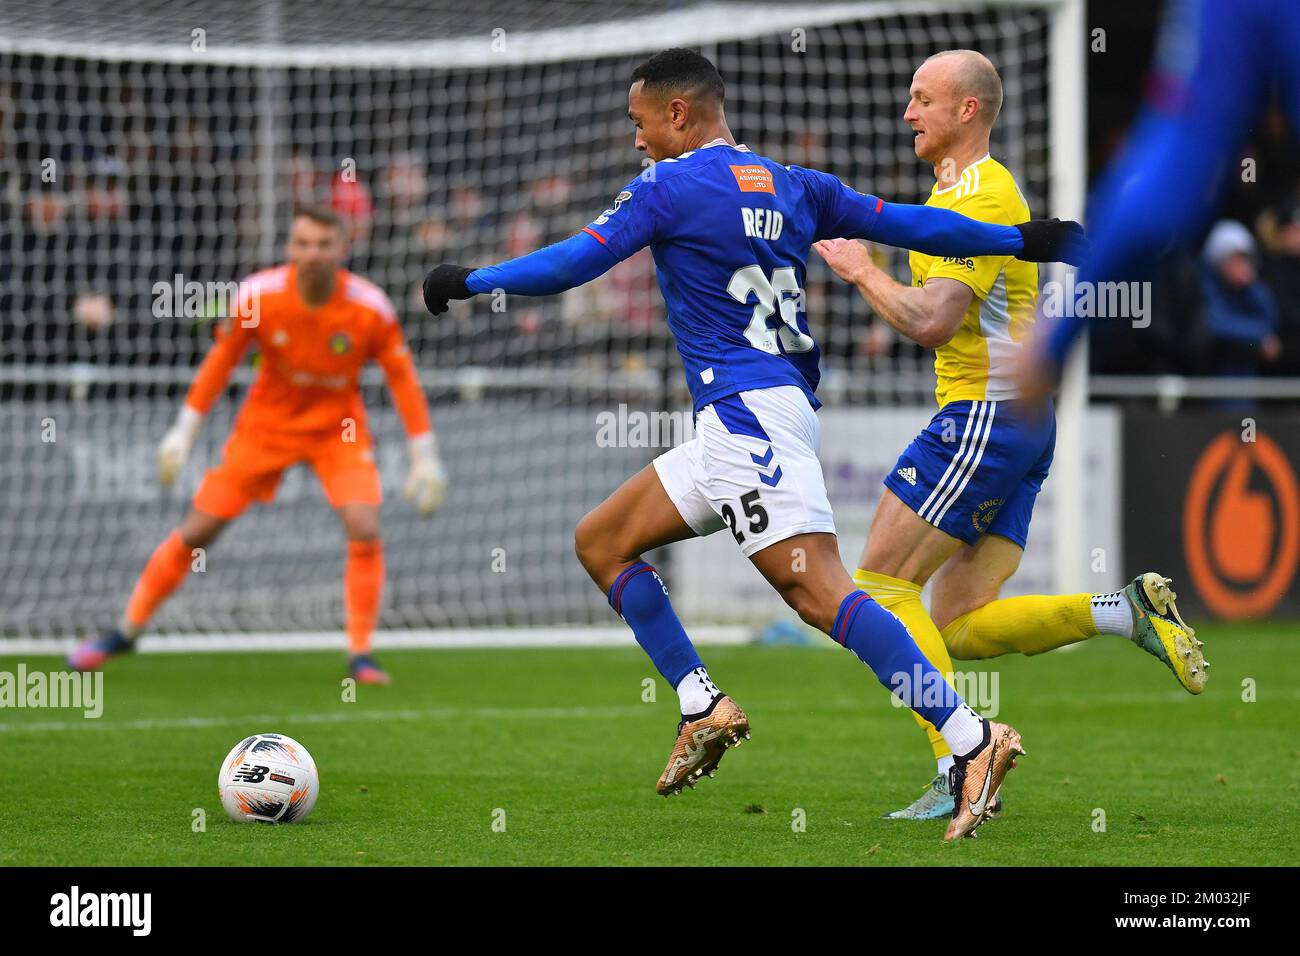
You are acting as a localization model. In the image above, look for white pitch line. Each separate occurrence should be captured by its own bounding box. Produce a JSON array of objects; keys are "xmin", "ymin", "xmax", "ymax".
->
[
  {"xmin": 1, "ymin": 626, "xmax": 754, "ymax": 657},
  {"xmin": 4, "ymin": 686, "xmax": 1278, "ymax": 736},
  {"xmin": 0, "ymin": 704, "xmax": 649, "ymax": 735}
]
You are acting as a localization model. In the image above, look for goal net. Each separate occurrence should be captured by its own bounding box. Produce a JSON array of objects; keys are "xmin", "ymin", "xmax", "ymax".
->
[{"xmin": 0, "ymin": 0, "xmax": 1085, "ymax": 642}]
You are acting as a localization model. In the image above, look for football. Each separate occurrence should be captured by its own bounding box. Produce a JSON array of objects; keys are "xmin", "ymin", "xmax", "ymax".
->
[{"xmin": 217, "ymin": 733, "xmax": 319, "ymax": 824}]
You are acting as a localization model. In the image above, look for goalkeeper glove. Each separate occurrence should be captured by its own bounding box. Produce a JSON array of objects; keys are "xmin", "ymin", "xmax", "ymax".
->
[
  {"xmin": 422, "ymin": 264, "xmax": 475, "ymax": 316},
  {"xmin": 403, "ymin": 432, "xmax": 447, "ymax": 515},
  {"xmin": 1014, "ymin": 218, "xmax": 1089, "ymax": 266},
  {"xmin": 158, "ymin": 405, "xmax": 202, "ymax": 487}
]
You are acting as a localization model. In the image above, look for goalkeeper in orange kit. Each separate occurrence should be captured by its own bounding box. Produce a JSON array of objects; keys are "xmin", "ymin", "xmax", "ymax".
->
[{"xmin": 68, "ymin": 205, "xmax": 444, "ymax": 684}]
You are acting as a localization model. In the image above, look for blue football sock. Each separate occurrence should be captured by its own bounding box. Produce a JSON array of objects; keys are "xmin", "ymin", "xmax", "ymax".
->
[
  {"xmin": 831, "ymin": 590, "xmax": 963, "ymax": 730},
  {"xmin": 608, "ymin": 562, "xmax": 703, "ymax": 688}
]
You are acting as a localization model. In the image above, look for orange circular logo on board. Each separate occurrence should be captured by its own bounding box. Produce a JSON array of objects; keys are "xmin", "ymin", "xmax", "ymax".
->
[{"xmin": 1183, "ymin": 430, "xmax": 1300, "ymax": 618}]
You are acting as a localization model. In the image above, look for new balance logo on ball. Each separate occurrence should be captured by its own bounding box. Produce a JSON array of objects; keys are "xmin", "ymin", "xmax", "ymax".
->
[{"xmin": 897, "ymin": 467, "xmax": 917, "ymax": 486}]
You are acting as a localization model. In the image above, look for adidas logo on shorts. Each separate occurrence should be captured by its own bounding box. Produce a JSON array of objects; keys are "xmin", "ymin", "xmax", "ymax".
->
[{"xmin": 896, "ymin": 466, "xmax": 917, "ymax": 486}]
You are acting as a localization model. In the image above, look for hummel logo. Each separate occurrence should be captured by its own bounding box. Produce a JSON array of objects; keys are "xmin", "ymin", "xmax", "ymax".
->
[
  {"xmin": 752, "ymin": 445, "xmax": 782, "ymax": 487},
  {"xmin": 897, "ymin": 467, "xmax": 917, "ymax": 486}
]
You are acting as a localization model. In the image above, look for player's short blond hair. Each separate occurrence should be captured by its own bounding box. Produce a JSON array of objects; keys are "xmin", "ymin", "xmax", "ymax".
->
[{"xmin": 925, "ymin": 49, "xmax": 1003, "ymax": 127}]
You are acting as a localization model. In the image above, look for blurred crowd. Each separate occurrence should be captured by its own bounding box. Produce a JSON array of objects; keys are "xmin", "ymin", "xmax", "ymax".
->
[
  {"xmin": 1, "ymin": 62, "xmax": 1295, "ymax": 396},
  {"xmin": 1088, "ymin": 197, "xmax": 1300, "ymax": 380},
  {"xmin": 0, "ymin": 62, "xmax": 897, "ymax": 394},
  {"xmin": 1085, "ymin": 104, "xmax": 1299, "ymax": 381},
  {"xmin": 1, "ymin": 140, "xmax": 679, "ymax": 378}
]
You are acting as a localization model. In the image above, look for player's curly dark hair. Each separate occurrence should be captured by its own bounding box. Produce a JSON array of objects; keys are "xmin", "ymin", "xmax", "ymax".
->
[{"xmin": 631, "ymin": 48, "xmax": 725, "ymax": 105}]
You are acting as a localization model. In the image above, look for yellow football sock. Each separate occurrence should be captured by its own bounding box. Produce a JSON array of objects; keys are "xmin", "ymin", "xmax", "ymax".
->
[
  {"xmin": 941, "ymin": 593, "xmax": 1095, "ymax": 660},
  {"xmin": 854, "ymin": 568, "xmax": 953, "ymax": 761}
]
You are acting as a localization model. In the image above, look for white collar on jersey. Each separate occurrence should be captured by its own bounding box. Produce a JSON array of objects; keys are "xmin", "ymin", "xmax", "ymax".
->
[
  {"xmin": 699, "ymin": 138, "xmax": 748, "ymax": 150},
  {"xmin": 931, "ymin": 153, "xmax": 993, "ymax": 196},
  {"xmin": 660, "ymin": 138, "xmax": 748, "ymax": 163}
]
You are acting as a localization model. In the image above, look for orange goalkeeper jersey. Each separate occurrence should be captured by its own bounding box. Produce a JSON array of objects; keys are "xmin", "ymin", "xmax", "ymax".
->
[{"xmin": 184, "ymin": 265, "xmax": 430, "ymax": 439}]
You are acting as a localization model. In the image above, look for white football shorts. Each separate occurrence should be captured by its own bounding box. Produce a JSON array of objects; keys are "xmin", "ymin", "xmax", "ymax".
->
[{"xmin": 653, "ymin": 384, "xmax": 836, "ymax": 558}]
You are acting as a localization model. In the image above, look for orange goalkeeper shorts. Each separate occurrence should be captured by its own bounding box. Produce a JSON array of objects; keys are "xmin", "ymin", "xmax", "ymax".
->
[{"xmin": 193, "ymin": 425, "xmax": 383, "ymax": 519}]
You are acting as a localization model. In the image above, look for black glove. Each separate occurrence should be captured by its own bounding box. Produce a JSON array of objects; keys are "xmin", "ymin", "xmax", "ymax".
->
[
  {"xmin": 422, "ymin": 264, "xmax": 476, "ymax": 315},
  {"xmin": 1014, "ymin": 218, "xmax": 1089, "ymax": 266}
]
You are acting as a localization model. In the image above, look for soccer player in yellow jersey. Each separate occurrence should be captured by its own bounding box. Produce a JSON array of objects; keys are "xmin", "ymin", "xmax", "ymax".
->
[{"xmin": 815, "ymin": 50, "xmax": 1205, "ymax": 821}]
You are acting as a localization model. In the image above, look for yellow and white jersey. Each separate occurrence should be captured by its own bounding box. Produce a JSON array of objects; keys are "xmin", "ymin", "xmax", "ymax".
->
[{"xmin": 908, "ymin": 155, "xmax": 1038, "ymax": 407}]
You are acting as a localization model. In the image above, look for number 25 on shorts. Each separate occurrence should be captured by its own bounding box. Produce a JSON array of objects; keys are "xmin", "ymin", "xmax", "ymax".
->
[{"xmin": 721, "ymin": 490, "xmax": 769, "ymax": 545}]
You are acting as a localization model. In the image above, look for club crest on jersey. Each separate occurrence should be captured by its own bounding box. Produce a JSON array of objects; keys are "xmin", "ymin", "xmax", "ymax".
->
[
  {"xmin": 592, "ymin": 190, "xmax": 633, "ymax": 226},
  {"xmin": 329, "ymin": 331, "xmax": 352, "ymax": 355}
]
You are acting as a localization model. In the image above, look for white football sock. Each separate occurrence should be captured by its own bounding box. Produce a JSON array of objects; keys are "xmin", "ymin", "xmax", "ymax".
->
[
  {"xmin": 938, "ymin": 702, "xmax": 985, "ymax": 758},
  {"xmin": 676, "ymin": 666, "xmax": 719, "ymax": 716},
  {"xmin": 936, "ymin": 754, "xmax": 955, "ymax": 779},
  {"xmin": 1090, "ymin": 591, "xmax": 1133, "ymax": 637}
]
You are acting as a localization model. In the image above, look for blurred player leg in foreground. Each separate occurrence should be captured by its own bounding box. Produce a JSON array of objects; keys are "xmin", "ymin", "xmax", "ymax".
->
[{"xmin": 1033, "ymin": 0, "xmax": 1300, "ymax": 386}]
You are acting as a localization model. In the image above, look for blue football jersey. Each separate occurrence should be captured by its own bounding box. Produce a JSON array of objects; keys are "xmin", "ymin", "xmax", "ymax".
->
[
  {"xmin": 582, "ymin": 140, "xmax": 887, "ymax": 413},
  {"xmin": 466, "ymin": 139, "xmax": 1024, "ymax": 409}
]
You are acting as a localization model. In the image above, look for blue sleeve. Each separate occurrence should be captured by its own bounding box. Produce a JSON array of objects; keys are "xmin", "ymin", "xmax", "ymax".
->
[
  {"xmin": 584, "ymin": 174, "xmax": 664, "ymax": 260},
  {"xmin": 466, "ymin": 231, "xmax": 618, "ymax": 296},
  {"xmin": 797, "ymin": 166, "xmax": 1023, "ymax": 257},
  {"xmin": 868, "ymin": 202, "xmax": 1023, "ymax": 258},
  {"xmin": 466, "ymin": 175, "xmax": 663, "ymax": 296}
]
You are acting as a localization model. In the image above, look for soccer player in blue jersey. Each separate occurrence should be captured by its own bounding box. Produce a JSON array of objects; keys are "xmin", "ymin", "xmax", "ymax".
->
[
  {"xmin": 423, "ymin": 49, "xmax": 1084, "ymax": 839},
  {"xmin": 1029, "ymin": 0, "xmax": 1300, "ymax": 386}
]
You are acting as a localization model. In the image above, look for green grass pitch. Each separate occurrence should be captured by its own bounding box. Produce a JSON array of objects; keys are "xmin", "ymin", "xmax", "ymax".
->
[{"xmin": 1, "ymin": 621, "xmax": 1295, "ymax": 866}]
